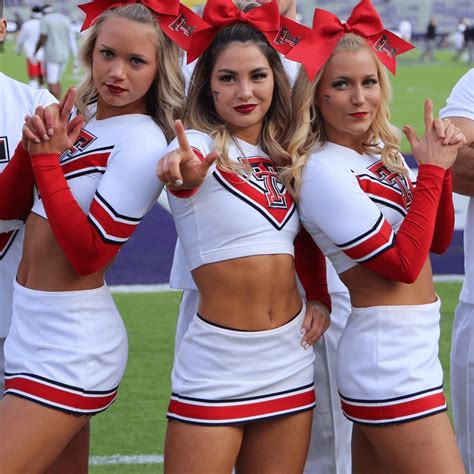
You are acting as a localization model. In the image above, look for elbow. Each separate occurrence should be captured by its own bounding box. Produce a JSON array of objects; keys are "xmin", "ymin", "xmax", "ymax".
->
[
  {"xmin": 70, "ymin": 256, "xmax": 108, "ymax": 276},
  {"xmin": 384, "ymin": 268, "xmax": 419, "ymax": 284},
  {"xmin": 430, "ymin": 243, "xmax": 451, "ymax": 255},
  {"xmin": 399, "ymin": 273, "xmax": 418, "ymax": 284}
]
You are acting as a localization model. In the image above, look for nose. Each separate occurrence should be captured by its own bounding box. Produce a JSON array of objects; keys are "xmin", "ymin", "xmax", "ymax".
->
[
  {"xmin": 109, "ymin": 60, "xmax": 126, "ymax": 80},
  {"xmin": 351, "ymin": 85, "xmax": 366, "ymax": 106},
  {"xmin": 237, "ymin": 80, "xmax": 252, "ymax": 101}
]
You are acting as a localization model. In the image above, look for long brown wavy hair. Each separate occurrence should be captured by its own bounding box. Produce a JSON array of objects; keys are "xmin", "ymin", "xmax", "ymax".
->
[{"xmin": 183, "ymin": 9, "xmax": 292, "ymax": 175}]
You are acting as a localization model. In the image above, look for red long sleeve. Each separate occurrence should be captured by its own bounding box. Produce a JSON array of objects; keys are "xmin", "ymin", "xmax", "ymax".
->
[
  {"xmin": 430, "ymin": 168, "xmax": 454, "ymax": 254},
  {"xmin": 294, "ymin": 227, "xmax": 331, "ymax": 311},
  {"xmin": 361, "ymin": 164, "xmax": 446, "ymax": 283},
  {"xmin": 31, "ymin": 153, "xmax": 121, "ymax": 276},
  {"xmin": 0, "ymin": 142, "xmax": 35, "ymax": 220}
]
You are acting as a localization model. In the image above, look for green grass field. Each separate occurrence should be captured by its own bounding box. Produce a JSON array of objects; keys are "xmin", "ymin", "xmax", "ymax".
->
[{"xmin": 1, "ymin": 36, "xmax": 471, "ymax": 471}]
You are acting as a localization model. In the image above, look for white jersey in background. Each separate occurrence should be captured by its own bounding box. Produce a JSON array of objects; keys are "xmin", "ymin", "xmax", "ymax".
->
[
  {"xmin": 40, "ymin": 11, "xmax": 78, "ymax": 64},
  {"xmin": 16, "ymin": 17, "xmax": 43, "ymax": 61},
  {"xmin": 0, "ymin": 73, "xmax": 56, "ymax": 394},
  {"xmin": 440, "ymin": 68, "xmax": 474, "ymax": 474},
  {"xmin": 440, "ymin": 69, "xmax": 474, "ymax": 304}
]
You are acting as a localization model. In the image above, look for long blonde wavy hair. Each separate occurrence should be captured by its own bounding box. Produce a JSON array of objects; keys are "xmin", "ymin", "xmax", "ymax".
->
[
  {"xmin": 281, "ymin": 33, "xmax": 407, "ymax": 199},
  {"xmin": 183, "ymin": 16, "xmax": 291, "ymax": 175},
  {"xmin": 75, "ymin": 3, "xmax": 184, "ymax": 143}
]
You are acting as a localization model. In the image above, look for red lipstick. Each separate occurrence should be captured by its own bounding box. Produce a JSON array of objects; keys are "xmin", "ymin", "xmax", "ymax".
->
[
  {"xmin": 234, "ymin": 104, "xmax": 257, "ymax": 114},
  {"xmin": 350, "ymin": 112, "xmax": 368, "ymax": 118},
  {"xmin": 106, "ymin": 84, "xmax": 127, "ymax": 94}
]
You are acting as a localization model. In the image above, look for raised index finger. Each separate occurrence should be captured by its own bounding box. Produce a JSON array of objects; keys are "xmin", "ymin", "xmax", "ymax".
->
[
  {"xmin": 174, "ymin": 120, "xmax": 192, "ymax": 154},
  {"xmin": 59, "ymin": 87, "xmax": 77, "ymax": 123},
  {"xmin": 423, "ymin": 99, "xmax": 434, "ymax": 133}
]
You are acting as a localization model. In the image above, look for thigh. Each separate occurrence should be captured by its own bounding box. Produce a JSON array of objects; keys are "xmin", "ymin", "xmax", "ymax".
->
[
  {"xmin": 164, "ymin": 420, "xmax": 244, "ymax": 474},
  {"xmin": 351, "ymin": 424, "xmax": 384, "ymax": 474},
  {"xmin": 47, "ymin": 422, "xmax": 90, "ymax": 474},
  {"xmin": 0, "ymin": 395, "xmax": 90, "ymax": 473},
  {"xmin": 236, "ymin": 410, "xmax": 313, "ymax": 474},
  {"xmin": 357, "ymin": 413, "xmax": 464, "ymax": 474}
]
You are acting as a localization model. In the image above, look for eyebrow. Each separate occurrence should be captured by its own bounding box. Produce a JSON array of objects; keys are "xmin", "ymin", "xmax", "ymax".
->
[
  {"xmin": 98, "ymin": 43, "xmax": 148, "ymax": 58},
  {"xmin": 216, "ymin": 67, "xmax": 270, "ymax": 74},
  {"xmin": 333, "ymin": 73, "xmax": 377, "ymax": 80}
]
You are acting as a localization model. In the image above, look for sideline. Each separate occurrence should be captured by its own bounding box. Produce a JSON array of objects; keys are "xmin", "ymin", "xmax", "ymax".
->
[{"xmin": 90, "ymin": 454, "xmax": 163, "ymax": 465}]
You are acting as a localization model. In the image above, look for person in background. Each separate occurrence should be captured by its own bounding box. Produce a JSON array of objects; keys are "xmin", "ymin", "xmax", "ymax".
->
[
  {"xmin": 452, "ymin": 18, "xmax": 467, "ymax": 62},
  {"xmin": 440, "ymin": 68, "xmax": 474, "ymax": 473},
  {"xmin": 0, "ymin": 0, "xmax": 56, "ymax": 401},
  {"xmin": 34, "ymin": 4, "xmax": 78, "ymax": 98},
  {"xmin": 398, "ymin": 18, "xmax": 412, "ymax": 42},
  {"xmin": 16, "ymin": 5, "xmax": 44, "ymax": 89},
  {"xmin": 420, "ymin": 17, "xmax": 437, "ymax": 62}
]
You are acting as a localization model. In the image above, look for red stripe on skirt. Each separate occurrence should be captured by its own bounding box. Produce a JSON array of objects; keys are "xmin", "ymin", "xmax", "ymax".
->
[
  {"xmin": 5, "ymin": 376, "xmax": 117, "ymax": 411},
  {"xmin": 168, "ymin": 389, "xmax": 316, "ymax": 421},
  {"xmin": 341, "ymin": 391, "xmax": 446, "ymax": 421}
]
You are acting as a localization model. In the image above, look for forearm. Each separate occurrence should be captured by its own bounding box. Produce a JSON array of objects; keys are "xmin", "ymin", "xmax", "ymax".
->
[
  {"xmin": 452, "ymin": 145, "xmax": 474, "ymax": 196},
  {"xmin": 362, "ymin": 165, "xmax": 445, "ymax": 283},
  {"xmin": 449, "ymin": 116, "xmax": 474, "ymax": 196},
  {"xmin": 294, "ymin": 227, "xmax": 331, "ymax": 312},
  {"xmin": 431, "ymin": 169, "xmax": 454, "ymax": 254},
  {"xmin": 31, "ymin": 153, "xmax": 119, "ymax": 275},
  {"xmin": 0, "ymin": 142, "xmax": 35, "ymax": 220},
  {"xmin": 35, "ymin": 35, "xmax": 46, "ymax": 55}
]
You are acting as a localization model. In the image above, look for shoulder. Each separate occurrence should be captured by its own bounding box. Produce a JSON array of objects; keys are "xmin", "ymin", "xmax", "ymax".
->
[
  {"xmin": 440, "ymin": 69, "xmax": 474, "ymax": 120},
  {"xmin": 0, "ymin": 73, "xmax": 56, "ymax": 111},
  {"xmin": 301, "ymin": 144, "xmax": 364, "ymax": 200},
  {"xmin": 116, "ymin": 116, "xmax": 168, "ymax": 154},
  {"xmin": 168, "ymin": 129, "xmax": 213, "ymax": 155}
]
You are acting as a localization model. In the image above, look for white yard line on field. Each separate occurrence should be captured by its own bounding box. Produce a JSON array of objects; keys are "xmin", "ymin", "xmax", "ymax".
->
[{"xmin": 89, "ymin": 454, "xmax": 164, "ymax": 465}]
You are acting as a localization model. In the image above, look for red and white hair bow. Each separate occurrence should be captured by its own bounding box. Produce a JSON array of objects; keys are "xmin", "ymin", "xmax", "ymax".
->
[
  {"xmin": 79, "ymin": 0, "xmax": 209, "ymax": 51},
  {"xmin": 186, "ymin": 0, "xmax": 311, "ymax": 63},
  {"xmin": 286, "ymin": 0, "xmax": 414, "ymax": 80}
]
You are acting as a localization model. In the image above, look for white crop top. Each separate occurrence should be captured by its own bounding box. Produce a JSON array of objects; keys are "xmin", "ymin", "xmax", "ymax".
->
[
  {"xmin": 31, "ymin": 113, "xmax": 166, "ymax": 243},
  {"xmin": 299, "ymin": 142, "xmax": 415, "ymax": 275},
  {"xmin": 167, "ymin": 130, "xmax": 299, "ymax": 271}
]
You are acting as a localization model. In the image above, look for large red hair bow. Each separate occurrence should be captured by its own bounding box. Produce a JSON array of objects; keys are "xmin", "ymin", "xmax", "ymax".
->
[
  {"xmin": 186, "ymin": 0, "xmax": 311, "ymax": 63},
  {"xmin": 78, "ymin": 0, "xmax": 209, "ymax": 51},
  {"xmin": 286, "ymin": 0, "xmax": 414, "ymax": 80}
]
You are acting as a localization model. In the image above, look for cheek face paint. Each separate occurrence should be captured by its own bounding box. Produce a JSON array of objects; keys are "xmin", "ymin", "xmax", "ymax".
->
[
  {"xmin": 324, "ymin": 95, "xmax": 331, "ymax": 105},
  {"xmin": 213, "ymin": 90, "xmax": 219, "ymax": 101}
]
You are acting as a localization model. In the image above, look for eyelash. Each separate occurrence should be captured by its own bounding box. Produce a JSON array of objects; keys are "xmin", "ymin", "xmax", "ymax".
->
[
  {"xmin": 218, "ymin": 74, "xmax": 234, "ymax": 82},
  {"xmin": 331, "ymin": 78, "xmax": 378, "ymax": 89},
  {"xmin": 99, "ymin": 50, "xmax": 145, "ymax": 66},
  {"xmin": 100, "ymin": 49, "xmax": 113, "ymax": 58},
  {"xmin": 218, "ymin": 73, "xmax": 267, "ymax": 82}
]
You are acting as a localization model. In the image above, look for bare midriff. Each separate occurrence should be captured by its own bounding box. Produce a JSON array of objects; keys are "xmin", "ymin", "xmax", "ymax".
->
[
  {"xmin": 340, "ymin": 259, "xmax": 437, "ymax": 308},
  {"xmin": 17, "ymin": 213, "xmax": 108, "ymax": 291},
  {"xmin": 192, "ymin": 254, "xmax": 302, "ymax": 331}
]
